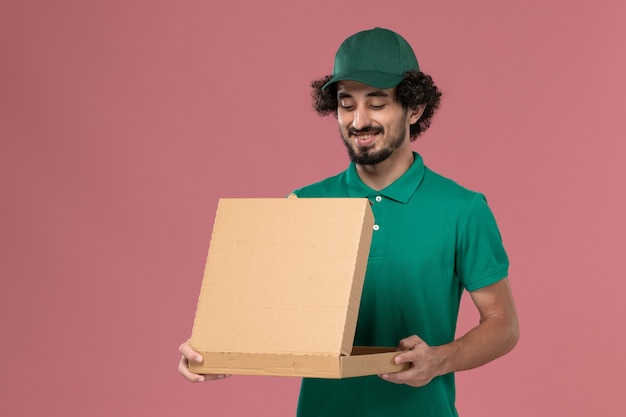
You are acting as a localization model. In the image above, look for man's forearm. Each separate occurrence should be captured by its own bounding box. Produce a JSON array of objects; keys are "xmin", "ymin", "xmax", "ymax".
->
[{"xmin": 434, "ymin": 311, "xmax": 520, "ymax": 376}]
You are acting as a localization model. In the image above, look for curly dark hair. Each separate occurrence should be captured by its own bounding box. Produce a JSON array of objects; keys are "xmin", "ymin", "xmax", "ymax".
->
[{"xmin": 310, "ymin": 70, "xmax": 442, "ymax": 140}]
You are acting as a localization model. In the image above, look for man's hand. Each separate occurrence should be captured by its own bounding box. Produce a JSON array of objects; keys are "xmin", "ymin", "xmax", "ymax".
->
[
  {"xmin": 379, "ymin": 335, "xmax": 443, "ymax": 387},
  {"xmin": 178, "ymin": 339, "xmax": 231, "ymax": 383},
  {"xmin": 379, "ymin": 279, "xmax": 519, "ymax": 387}
]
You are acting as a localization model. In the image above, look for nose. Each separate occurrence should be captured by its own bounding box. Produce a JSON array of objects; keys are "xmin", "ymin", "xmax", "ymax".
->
[{"xmin": 352, "ymin": 107, "xmax": 371, "ymax": 130}]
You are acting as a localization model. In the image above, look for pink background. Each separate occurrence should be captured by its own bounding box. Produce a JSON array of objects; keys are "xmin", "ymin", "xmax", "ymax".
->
[{"xmin": 1, "ymin": 1, "xmax": 625, "ymax": 416}]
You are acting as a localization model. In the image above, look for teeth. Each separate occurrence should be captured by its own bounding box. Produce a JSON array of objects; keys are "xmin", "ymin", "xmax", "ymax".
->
[{"xmin": 356, "ymin": 133, "xmax": 375, "ymax": 140}]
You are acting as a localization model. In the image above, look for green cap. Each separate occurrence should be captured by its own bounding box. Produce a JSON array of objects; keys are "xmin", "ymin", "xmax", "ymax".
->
[{"xmin": 322, "ymin": 27, "xmax": 420, "ymax": 90}]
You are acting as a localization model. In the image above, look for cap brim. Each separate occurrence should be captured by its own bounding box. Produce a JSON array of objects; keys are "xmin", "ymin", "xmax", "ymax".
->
[{"xmin": 322, "ymin": 70, "xmax": 404, "ymax": 90}]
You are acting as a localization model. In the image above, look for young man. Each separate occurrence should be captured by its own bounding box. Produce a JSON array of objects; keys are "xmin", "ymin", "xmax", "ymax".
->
[{"xmin": 179, "ymin": 27, "xmax": 519, "ymax": 416}]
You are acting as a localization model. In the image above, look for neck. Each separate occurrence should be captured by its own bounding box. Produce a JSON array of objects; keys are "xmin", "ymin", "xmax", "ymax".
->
[{"xmin": 355, "ymin": 144, "xmax": 414, "ymax": 191}]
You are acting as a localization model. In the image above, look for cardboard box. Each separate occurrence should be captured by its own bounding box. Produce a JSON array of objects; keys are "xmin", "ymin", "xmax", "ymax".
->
[{"xmin": 189, "ymin": 197, "xmax": 409, "ymax": 378}]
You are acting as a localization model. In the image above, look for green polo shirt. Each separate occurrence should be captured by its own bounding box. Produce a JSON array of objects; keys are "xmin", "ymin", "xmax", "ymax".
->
[{"xmin": 292, "ymin": 153, "xmax": 509, "ymax": 417}]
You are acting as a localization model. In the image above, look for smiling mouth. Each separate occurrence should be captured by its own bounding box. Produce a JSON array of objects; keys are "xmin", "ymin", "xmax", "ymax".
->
[
  {"xmin": 355, "ymin": 132, "xmax": 377, "ymax": 140},
  {"xmin": 350, "ymin": 128, "xmax": 382, "ymax": 146}
]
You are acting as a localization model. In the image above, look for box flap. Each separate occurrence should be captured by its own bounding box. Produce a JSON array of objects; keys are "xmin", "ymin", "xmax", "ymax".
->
[{"xmin": 191, "ymin": 198, "xmax": 373, "ymax": 357}]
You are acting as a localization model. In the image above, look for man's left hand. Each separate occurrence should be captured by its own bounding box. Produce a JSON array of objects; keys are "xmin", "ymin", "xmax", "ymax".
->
[{"xmin": 379, "ymin": 335, "xmax": 443, "ymax": 387}]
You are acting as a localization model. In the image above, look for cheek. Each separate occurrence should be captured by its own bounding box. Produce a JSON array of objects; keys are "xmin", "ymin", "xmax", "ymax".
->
[
  {"xmin": 337, "ymin": 113, "xmax": 348, "ymax": 127},
  {"xmin": 337, "ymin": 110, "xmax": 354, "ymax": 128}
]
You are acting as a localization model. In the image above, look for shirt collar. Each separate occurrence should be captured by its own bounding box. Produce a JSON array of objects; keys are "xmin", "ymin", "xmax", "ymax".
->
[{"xmin": 346, "ymin": 152, "xmax": 425, "ymax": 203}]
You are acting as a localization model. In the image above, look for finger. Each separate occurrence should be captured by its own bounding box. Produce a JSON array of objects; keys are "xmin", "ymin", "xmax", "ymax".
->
[
  {"xmin": 178, "ymin": 355, "xmax": 232, "ymax": 383},
  {"xmin": 206, "ymin": 374, "xmax": 232, "ymax": 381},
  {"xmin": 378, "ymin": 351, "xmax": 416, "ymax": 383},
  {"xmin": 179, "ymin": 340, "xmax": 203, "ymax": 364},
  {"xmin": 393, "ymin": 350, "xmax": 417, "ymax": 365},
  {"xmin": 379, "ymin": 367, "xmax": 417, "ymax": 384},
  {"xmin": 398, "ymin": 335, "xmax": 423, "ymax": 350},
  {"xmin": 178, "ymin": 355, "xmax": 207, "ymax": 382}
]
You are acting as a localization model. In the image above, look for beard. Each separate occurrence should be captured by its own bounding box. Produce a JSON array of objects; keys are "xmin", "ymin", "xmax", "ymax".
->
[{"xmin": 340, "ymin": 122, "xmax": 407, "ymax": 166}]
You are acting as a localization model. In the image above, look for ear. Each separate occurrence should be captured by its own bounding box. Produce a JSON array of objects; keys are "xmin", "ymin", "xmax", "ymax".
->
[{"xmin": 408, "ymin": 104, "xmax": 426, "ymax": 125}]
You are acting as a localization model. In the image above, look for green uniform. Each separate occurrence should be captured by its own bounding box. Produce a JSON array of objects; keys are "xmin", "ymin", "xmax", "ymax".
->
[{"xmin": 292, "ymin": 153, "xmax": 509, "ymax": 417}]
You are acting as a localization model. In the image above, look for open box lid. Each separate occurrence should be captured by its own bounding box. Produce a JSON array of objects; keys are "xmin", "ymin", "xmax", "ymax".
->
[{"xmin": 190, "ymin": 197, "xmax": 374, "ymax": 358}]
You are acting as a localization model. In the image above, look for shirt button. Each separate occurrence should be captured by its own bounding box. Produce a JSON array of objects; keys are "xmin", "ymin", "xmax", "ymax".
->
[
  {"xmin": 373, "ymin": 224, "xmax": 380, "ymax": 231},
  {"xmin": 375, "ymin": 196, "xmax": 382, "ymax": 202}
]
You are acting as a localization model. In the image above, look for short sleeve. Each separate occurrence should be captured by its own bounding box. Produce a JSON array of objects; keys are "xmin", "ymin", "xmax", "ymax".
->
[{"xmin": 456, "ymin": 193, "xmax": 509, "ymax": 292}]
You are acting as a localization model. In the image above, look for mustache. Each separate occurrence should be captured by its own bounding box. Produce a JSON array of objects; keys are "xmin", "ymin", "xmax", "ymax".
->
[{"xmin": 348, "ymin": 126, "xmax": 383, "ymax": 135}]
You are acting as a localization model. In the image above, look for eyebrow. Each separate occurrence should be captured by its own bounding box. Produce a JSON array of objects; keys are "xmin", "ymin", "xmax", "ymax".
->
[{"xmin": 337, "ymin": 91, "xmax": 391, "ymax": 99}]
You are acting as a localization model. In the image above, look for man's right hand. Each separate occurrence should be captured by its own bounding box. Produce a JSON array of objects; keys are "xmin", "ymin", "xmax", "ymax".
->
[{"xmin": 178, "ymin": 339, "xmax": 231, "ymax": 383}]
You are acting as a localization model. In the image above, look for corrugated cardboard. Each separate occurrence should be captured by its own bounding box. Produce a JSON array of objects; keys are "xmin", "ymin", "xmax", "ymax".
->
[{"xmin": 189, "ymin": 198, "xmax": 409, "ymax": 378}]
